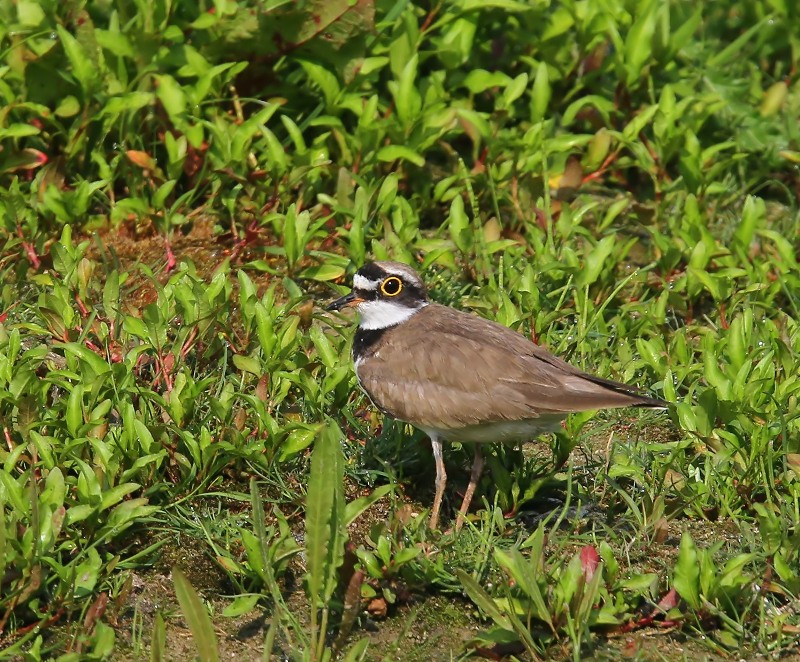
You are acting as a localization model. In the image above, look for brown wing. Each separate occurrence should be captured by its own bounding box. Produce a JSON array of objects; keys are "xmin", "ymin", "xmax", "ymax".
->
[{"xmin": 356, "ymin": 304, "xmax": 664, "ymax": 430}]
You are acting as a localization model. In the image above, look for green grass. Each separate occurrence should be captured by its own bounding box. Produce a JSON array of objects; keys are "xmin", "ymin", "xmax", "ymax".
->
[{"xmin": 2, "ymin": 0, "xmax": 800, "ymax": 659}]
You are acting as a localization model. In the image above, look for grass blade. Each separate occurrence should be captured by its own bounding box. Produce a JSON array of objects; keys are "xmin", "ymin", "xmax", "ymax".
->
[{"xmin": 149, "ymin": 612, "xmax": 165, "ymax": 662}]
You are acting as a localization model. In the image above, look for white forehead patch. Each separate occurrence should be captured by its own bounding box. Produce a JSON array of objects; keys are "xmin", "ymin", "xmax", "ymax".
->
[
  {"xmin": 357, "ymin": 299, "xmax": 427, "ymax": 330},
  {"xmin": 353, "ymin": 274, "xmax": 379, "ymax": 290}
]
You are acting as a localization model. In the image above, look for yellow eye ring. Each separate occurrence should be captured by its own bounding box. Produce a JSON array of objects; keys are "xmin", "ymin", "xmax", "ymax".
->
[{"xmin": 380, "ymin": 276, "xmax": 403, "ymax": 296}]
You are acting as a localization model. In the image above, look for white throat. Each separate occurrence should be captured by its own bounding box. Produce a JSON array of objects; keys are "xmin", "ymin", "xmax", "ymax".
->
[{"xmin": 357, "ymin": 300, "xmax": 427, "ymax": 330}]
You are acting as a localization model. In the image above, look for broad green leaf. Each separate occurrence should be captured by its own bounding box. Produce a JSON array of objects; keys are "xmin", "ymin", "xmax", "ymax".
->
[
  {"xmin": 0, "ymin": 124, "xmax": 41, "ymax": 140},
  {"xmin": 732, "ymin": 196, "xmax": 765, "ymax": 251},
  {"xmin": 102, "ymin": 270, "xmax": 121, "ymax": 320},
  {"xmin": 154, "ymin": 74, "xmax": 187, "ymax": 125},
  {"xmin": 343, "ymin": 484, "xmax": 393, "ymax": 527},
  {"xmin": 495, "ymin": 548, "xmax": 553, "ymax": 629},
  {"xmin": 56, "ymin": 342, "xmax": 111, "ymax": 378},
  {"xmin": 222, "ymin": 594, "xmax": 260, "ymax": 617},
  {"xmin": 463, "ymin": 69, "xmax": 511, "ymax": 94},
  {"xmin": 305, "ymin": 419, "xmax": 346, "ymax": 609},
  {"xmin": 57, "ymin": 25, "xmax": 97, "ymax": 93},
  {"xmin": 299, "ymin": 263, "xmax": 346, "ymax": 282},
  {"xmin": 99, "ymin": 92, "xmax": 154, "ymax": 118},
  {"xmin": 718, "ymin": 553, "xmax": 756, "ymax": 588},
  {"xmin": 66, "ymin": 385, "xmax": 84, "ymax": 437},
  {"xmin": 393, "ymin": 53, "xmax": 420, "ymax": 126},
  {"xmin": 376, "ymin": 145, "xmax": 425, "ymax": 166},
  {"xmin": 529, "ymin": 61, "xmax": 550, "ymax": 122},
  {"xmin": 502, "ymin": 72, "xmax": 527, "ymax": 106},
  {"xmin": 447, "ymin": 195, "xmax": 470, "ymax": 253},
  {"xmin": 172, "ymin": 568, "xmax": 220, "ymax": 662},
  {"xmin": 103, "ymin": 498, "xmax": 159, "ymax": 532},
  {"xmin": 309, "ymin": 325, "xmax": 338, "ymax": 369},
  {"xmin": 100, "ymin": 483, "xmax": 140, "ymax": 511},
  {"xmin": 233, "ymin": 354, "xmax": 262, "ymax": 376},
  {"xmin": 74, "ymin": 547, "xmax": 102, "ymax": 598},
  {"xmin": 576, "ymin": 235, "xmax": 616, "ymax": 288},
  {"xmin": 753, "ymin": 503, "xmax": 783, "ymax": 556},
  {"xmin": 672, "ymin": 531, "xmax": 700, "ymax": 609},
  {"xmin": 18, "ymin": 0, "xmax": 45, "ymax": 25},
  {"xmin": 91, "ymin": 622, "xmax": 116, "ymax": 658},
  {"xmin": 279, "ymin": 425, "xmax": 322, "ymax": 462},
  {"xmin": 624, "ymin": 0, "xmax": 658, "ymax": 87},
  {"xmin": 456, "ymin": 569, "xmax": 513, "ymax": 629}
]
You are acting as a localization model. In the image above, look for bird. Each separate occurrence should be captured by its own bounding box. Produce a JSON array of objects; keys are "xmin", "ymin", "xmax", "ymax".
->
[{"xmin": 327, "ymin": 261, "xmax": 667, "ymax": 531}]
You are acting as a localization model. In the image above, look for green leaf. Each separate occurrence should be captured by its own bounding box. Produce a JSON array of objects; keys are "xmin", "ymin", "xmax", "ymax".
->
[
  {"xmin": 455, "ymin": 0, "xmax": 533, "ymax": 10},
  {"xmin": 463, "ymin": 69, "xmax": 512, "ymax": 94},
  {"xmin": 672, "ymin": 531, "xmax": 700, "ymax": 609},
  {"xmin": 172, "ymin": 568, "xmax": 220, "ymax": 662},
  {"xmin": 66, "ymin": 504, "xmax": 95, "ymax": 524},
  {"xmin": 707, "ymin": 15, "xmax": 774, "ymax": 67},
  {"xmin": 100, "ymin": 483, "xmax": 140, "ymax": 511},
  {"xmin": 342, "ymin": 638, "xmax": 370, "ymax": 662},
  {"xmin": 753, "ymin": 503, "xmax": 783, "ymax": 556},
  {"xmin": 56, "ymin": 342, "xmax": 111, "ymax": 378},
  {"xmin": 377, "ymin": 174, "xmax": 398, "ymax": 212},
  {"xmin": 502, "ymin": 72, "xmax": 528, "ymax": 106},
  {"xmin": 222, "ymin": 594, "xmax": 260, "ymax": 617},
  {"xmin": 309, "ymin": 325, "xmax": 338, "ymax": 369},
  {"xmin": 456, "ymin": 570, "xmax": 513, "ymax": 629},
  {"xmin": 66, "ymin": 385, "xmax": 83, "ymax": 437},
  {"xmin": 99, "ymin": 92, "xmax": 154, "ymax": 118},
  {"xmin": 154, "ymin": 74, "xmax": 188, "ymax": 126},
  {"xmin": 248, "ymin": 477, "xmax": 270, "ymax": 585},
  {"xmin": 376, "ymin": 145, "xmax": 425, "ymax": 166},
  {"xmin": 279, "ymin": 425, "xmax": 322, "ymax": 462},
  {"xmin": 576, "ymin": 235, "xmax": 616, "ymax": 288},
  {"xmin": 102, "ymin": 270, "xmax": 121, "ymax": 321},
  {"xmin": 92, "ymin": 621, "xmax": 116, "ymax": 658},
  {"xmin": 103, "ymin": 498, "xmax": 159, "ymax": 532},
  {"xmin": 57, "ymin": 25, "xmax": 97, "ymax": 93},
  {"xmin": 447, "ymin": 195, "xmax": 470, "ymax": 253},
  {"xmin": 233, "ymin": 354, "xmax": 262, "ymax": 376},
  {"xmin": 344, "ymin": 484, "xmax": 393, "ymax": 527},
  {"xmin": 0, "ymin": 124, "xmax": 41, "ymax": 140},
  {"xmin": 305, "ymin": 419, "xmax": 346, "ymax": 608},
  {"xmin": 718, "ymin": 553, "xmax": 756, "ymax": 588},
  {"xmin": 393, "ymin": 53, "xmax": 420, "ymax": 126},
  {"xmin": 299, "ymin": 263, "xmax": 346, "ymax": 282},
  {"xmin": 299, "ymin": 60, "xmax": 340, "ymax": 109},
  {"xmin": 624, "ymin": 0, "xmax": 658, "ymax": 87},
  {"xmin": 732, "ymin": 196, "xmax": 764, "ymax": 251},
  {"xmin": 150, "ymin": 612, "xmax": 166, "ymax": 662},
  {"xmin": 529, "ymin": 61, "xmax": 550, "ymax": 122},
  {"xmin": 494, "ymin": 548, "xmax": 553, "ymax": 629},
  {"xmin": 74, "ymin": 547, "xmax": 102, "ymax": 598},
  {"xmin": 17, "ymin": 0, "xmax": 45, "ymax": 26}
]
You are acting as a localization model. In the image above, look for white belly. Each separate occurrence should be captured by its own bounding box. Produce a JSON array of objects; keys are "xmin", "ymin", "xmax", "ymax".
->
[{"xmin": 421, "ymin": 417, "xmax": 564, "ymax": 444}]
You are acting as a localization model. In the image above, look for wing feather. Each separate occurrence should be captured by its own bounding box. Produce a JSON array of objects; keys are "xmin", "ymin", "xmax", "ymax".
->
[{"xmin": 356, "ymin": 304, "xmax": 662, "ymax": 430}]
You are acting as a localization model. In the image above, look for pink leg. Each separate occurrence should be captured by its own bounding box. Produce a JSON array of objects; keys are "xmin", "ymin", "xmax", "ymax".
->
[
  {"xmin": 455, "ymin": 446, "xmax": 485, "ymax": 531},
  {"xmin": 429, "ymin": 435, "xmax": 446, "ymax": 531}
]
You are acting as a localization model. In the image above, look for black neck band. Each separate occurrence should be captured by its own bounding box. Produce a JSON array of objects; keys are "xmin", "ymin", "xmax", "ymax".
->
[{"xmin": 353, "ymin": 327, "xmax": 389, "ymax": 362}]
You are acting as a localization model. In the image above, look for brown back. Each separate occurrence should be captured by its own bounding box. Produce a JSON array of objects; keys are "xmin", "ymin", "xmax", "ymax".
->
[{"xmin": 356, "ymin": 304, "xmax": 664, "ymax": 430}]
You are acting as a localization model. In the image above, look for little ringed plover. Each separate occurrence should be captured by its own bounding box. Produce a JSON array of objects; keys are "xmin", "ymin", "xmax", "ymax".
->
[{"xmin": 327, "ymin": 261, "xmax": 667, "ymax": 531}]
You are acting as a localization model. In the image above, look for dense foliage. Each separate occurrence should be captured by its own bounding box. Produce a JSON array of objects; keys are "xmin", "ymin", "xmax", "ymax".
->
[{"xmin": 1, "ymin": 0, "xmax": 799, "ymax": 659}]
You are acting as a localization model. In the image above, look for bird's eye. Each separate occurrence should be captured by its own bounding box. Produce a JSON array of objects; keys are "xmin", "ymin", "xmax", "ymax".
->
[{"xmin": 380, "ymin": 276, "xmax": 403, "ymax": 296}]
